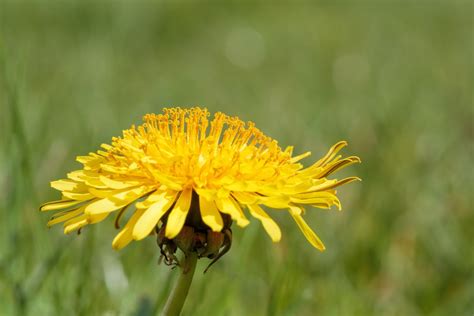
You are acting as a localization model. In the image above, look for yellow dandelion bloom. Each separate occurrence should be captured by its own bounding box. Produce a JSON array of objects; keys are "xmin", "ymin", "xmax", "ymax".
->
[{"xmin": 40, "ymin": 107, "xmax": 360, "ymax": 254}]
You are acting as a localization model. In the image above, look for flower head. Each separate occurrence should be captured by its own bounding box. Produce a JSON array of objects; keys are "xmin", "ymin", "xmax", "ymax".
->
[{"xmin": 41, "ymin": 107, "xmax": 360, "ymax": 257}]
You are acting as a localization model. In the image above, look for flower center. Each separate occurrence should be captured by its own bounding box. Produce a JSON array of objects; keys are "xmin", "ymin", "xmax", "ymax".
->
[{"xmin": 157, "ymin": 191, "xmax": 233, "ymax": 272}]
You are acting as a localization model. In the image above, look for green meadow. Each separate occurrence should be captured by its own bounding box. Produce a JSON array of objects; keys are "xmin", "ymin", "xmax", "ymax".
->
[{"xmin": 0, "ymin": 1, "xmax": 472, "ymax": 315}]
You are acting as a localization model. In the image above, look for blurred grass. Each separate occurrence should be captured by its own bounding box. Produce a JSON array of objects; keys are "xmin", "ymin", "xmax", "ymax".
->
[{"xmin": 0, "ymin": 1, "xmax": 472, "ymax": 315}]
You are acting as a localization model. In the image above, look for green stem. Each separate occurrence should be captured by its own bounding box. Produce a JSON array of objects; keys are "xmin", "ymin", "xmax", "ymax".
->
[{"xmin": 161, "ymin": 252, "xmax": 198, "ymax": 316}]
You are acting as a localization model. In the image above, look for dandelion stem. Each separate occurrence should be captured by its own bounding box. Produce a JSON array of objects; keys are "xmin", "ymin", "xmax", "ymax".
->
[{"xmin": 161, "ymin": 251, "xmax": 198, "ymax": 316}]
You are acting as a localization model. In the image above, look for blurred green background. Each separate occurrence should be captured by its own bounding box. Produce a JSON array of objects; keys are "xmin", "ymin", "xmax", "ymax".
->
[{"xmin": 0, "ymin": 1, "xmax": 472, "ymax": 315}]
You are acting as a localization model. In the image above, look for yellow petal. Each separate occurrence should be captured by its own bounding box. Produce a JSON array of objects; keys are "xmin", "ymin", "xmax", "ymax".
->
[
  {"xmin": 40, "ymin": 199, "xmax": 85, "ymax": 212},
  {"xmin": 291, "ymin": 190, "xmax": 341, "ymax": 209},
  {"xmin": 62, "ymin": 191, "xmax": 95, "ymax": 201},
  {"xmin": 112, "ymin": 209, "xmax": 145, "ymax": 250},
  {"xmin": 289, "ymin": 206, "xmax": 325, "ymax": 251},
  {"xmin": 248, "ymin": 204, "xmax": 281, "ymax": 242},
  {"xmin": 135, "ymin": 189, "xmax": 174, "ymax": 209},
  {"xmin": 232, "ymin": 191, "xmax": 259, "ymax": 205},
  {"xmin": 85, "ymin": 186, "xmax": 151, "ymax": 215},
  {"xmin": 67, "ymin": 170, "xmax": 86, "ymax": 182},
  {"xmin": 305, "ymin": 177, "xmax": 361, "ymax": 192},
  {"xmin": 100, "ymin": 143, "xmax": 113, "ymax": 151},
  {"xmin": 67, "ymin": 170, "xmax": 107, "ymax": 188},
  {"xmin": 253, "ymin": 167, "xmax": 276, "ymax": 180},
  {"xmin": 76, "ymin": 154, "xmax": 104, "ymax": 166},
  {"xmin": 47, "ymin": 207, "xmax": 84, "ymax": 227},
  {"xmin": 99, "ymin": 175, "xmax": 140, "ymax": 190},
  {"xmin": 194, "ymin": 188, "xmax": 216, "ymax": 201},
  {"xmin": 100, "ymin": 164, "xmax": 129, "ymax": 174},
  {"xmin": 132, "ymin": 191, "xmax": 178, "ymax": 240},
  {"xmin": 199, "ymin": 195, "xmax": 223, "ymax": 232},
  {"xmin": 76, "ymin": 155, "xmax": 104, "ymax": 171},
  {"xmin": 63, "ymin": 214, "xmax": 89, "ymax": 234},
  {"xmin": 165, "ymin": 188, "xmax": 193, "ymax": 238},
  {"xmin": 292, "ymin": 190, "xmax": 337, "ymax": 200},
  {"xmin": 88, "ymin": 187, "xmax": 120, "ymax": 199},
  {"xmin": 215, "ymin": 197, "xmax": 249, "ymax": 227},
  {"xmin": 50, "ymin": 179, "xmax": 87, "ymax": 192},
  {"xmin": 290, "ymin": 151, "xmax": 311, "ymax": 163},
  {"xmin": 259, "ymin": 195, "xmax": 290, "ymax": 209},
  {"xmin": 315, "ymin": 156, "xmax": 361, "ymax": 178},
  {"xmin": 290, "ymin": 191, "xmax": 339, "ymax": 209},
  {"xmin": 149, "ymin": 170, "xmax": 184, "ymax": 191},
  {"xmin": 88, "ymin": 212, "xmax": 109, "ymax": 224},
  {"xmin": 314, "ymin": 141, "xmax": 348, "ymax": 168},
  {"xmin": 223, "ymin": 181, "xmax": 248, "ymax": 191}
]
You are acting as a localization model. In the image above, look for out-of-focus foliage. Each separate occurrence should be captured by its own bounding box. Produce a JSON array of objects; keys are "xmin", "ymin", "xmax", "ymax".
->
[{"xmin": 0, "ymin": 1, "xmax": 472, "ymax": 315}]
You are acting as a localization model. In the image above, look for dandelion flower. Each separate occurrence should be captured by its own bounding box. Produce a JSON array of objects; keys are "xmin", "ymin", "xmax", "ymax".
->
[{"xmin": 41, "ymin": 107, "xmax": 360, "ymax": 265}]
